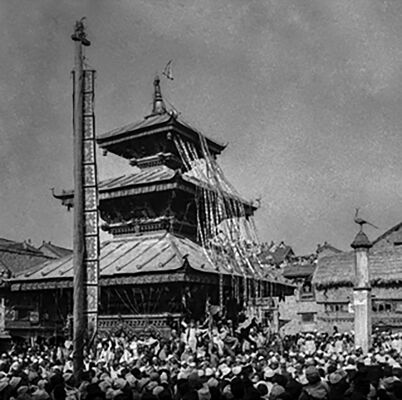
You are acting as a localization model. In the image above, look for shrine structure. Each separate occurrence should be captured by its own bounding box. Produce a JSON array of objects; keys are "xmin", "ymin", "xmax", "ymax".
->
[{"xmin": 5, "ymin": 77, "xmax": 293, "ymax": 338}]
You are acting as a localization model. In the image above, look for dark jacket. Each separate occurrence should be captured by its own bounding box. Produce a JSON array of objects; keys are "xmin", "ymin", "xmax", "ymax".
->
[{"xmin": 298, "ymin": 381, "xmax": 329, "ymax": 400}]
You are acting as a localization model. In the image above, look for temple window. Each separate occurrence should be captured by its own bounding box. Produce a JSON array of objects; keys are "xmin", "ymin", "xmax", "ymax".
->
[
  {"xmin": 324, "ymin": 303, "xmax": 348, "ymax": 313},
  {"xmin": 372, "ymin": 301, "xmax": 395, "ymax": 313},
  {"xmin": 299, "ymin": 281, "xmax": 315, "ymax": 300},
  {"xmin": 395, "ymin": 302, "xmax": 402, "ymax": 313}
]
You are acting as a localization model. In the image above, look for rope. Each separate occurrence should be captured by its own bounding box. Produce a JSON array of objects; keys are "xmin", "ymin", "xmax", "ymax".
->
[
  {"xmin": 121, "ymin": 287, "xmax": 139, "ymax": 315},
  {"xmin": 172, "ymin": 124, "xmax": 267, "ymax": 309},
  {"xmin": 113, "ymin": 288, "xmax": 137, "ymax": 315},
  {"xmin": 219, "ymin": 273, "xmax": 223, "ymax": 310}
]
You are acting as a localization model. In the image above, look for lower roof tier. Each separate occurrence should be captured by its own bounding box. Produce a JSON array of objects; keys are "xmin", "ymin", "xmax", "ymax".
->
[{"xmin": 9, "ymin": 231, "xmax": 293, "ymax": 291}]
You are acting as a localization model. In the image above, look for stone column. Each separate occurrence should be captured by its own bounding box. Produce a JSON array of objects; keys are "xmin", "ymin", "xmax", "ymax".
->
[{"xmin": 351, "ymin": 230, "xmax": 372, "ymax": 354}]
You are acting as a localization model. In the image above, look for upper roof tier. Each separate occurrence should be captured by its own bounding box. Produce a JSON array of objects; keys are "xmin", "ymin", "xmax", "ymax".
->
[{"xmin": 97, "ymin": 76, "xmax": 226, "ymax": 162}]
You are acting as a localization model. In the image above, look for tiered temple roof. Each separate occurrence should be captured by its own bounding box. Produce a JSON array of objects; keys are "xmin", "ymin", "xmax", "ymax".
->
[{"xmin": 10, "ymin": 76, "xmax": 294, "ymax": 300}]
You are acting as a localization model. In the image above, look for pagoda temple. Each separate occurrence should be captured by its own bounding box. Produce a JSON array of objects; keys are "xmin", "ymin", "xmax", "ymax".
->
[{"xmin": 5, "ymin": 77, "xmax": 293, "ymax": 339}]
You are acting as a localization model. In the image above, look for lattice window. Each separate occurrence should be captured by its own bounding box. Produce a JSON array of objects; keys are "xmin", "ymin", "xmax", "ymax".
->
[
  {"xmin": 324, "ymin": 303, "xmax": 348, "ymax": 313},
  {"xmin": 372, "ymin": 301, "xmax": 395, "ymax": 313},
  {"xmin": 299, "ymin": 281, "xmax": 315, "ymax": 300}
]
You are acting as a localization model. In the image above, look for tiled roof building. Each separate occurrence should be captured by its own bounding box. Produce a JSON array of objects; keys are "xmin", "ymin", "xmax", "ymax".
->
[
  {"xmin": 0, "ymin": 239, "xmax": 50, "ymax": 277},
  {"xmin": 312, "ymin": 222, "xmax": 402, "ymax": 332},
  {"xmin": 37, "ymin": 242, "xmax": 72, "ymax": 259},
  {"xmin": 259, "ymin": 241, "xmax": 295, "ymax": 266}
]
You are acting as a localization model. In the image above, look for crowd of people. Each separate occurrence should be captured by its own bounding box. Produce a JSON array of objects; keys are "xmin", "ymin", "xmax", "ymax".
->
[{"xmin": 1, "ymin": 316, "xmax": 402, "ymax": 400}]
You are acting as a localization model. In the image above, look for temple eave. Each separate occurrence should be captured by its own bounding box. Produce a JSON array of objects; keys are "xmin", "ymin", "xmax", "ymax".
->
[
  {"xmin": 53, "ymin": 174, "xmax": 256, "ymax": 212},
  {"xmin": 96, "ymin": 118, "xmax": 226, "ymax": 156},
  {"xmin": 9, "ymin": 271, "xmax": 294, "ymax": 292}
]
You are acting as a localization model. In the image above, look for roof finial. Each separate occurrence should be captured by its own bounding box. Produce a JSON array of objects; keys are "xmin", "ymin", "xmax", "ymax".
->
[
  {"xmin": 151, "ymin": 75, "xmax": 166, "ymax": 116},
  {"xmin": 71, "ymin": 17, "xmax": 91, "ymax": 46}
]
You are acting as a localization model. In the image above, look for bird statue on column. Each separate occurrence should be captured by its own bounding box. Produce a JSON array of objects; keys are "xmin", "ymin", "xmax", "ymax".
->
[{"xmin": 354, "ymin": 208, "xmax": 378, "ymax": 231}]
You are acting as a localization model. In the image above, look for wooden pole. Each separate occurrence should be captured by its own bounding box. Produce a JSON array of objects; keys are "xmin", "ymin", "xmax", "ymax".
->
[{"xmin": 71, "ymin": 18, "xmax": 90, "ymax": 380}]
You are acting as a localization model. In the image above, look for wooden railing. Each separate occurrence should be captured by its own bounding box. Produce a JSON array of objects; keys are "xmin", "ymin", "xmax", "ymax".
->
[
  {"xmin": 5, "ymin": 313, "xmax": 182, "ymax": 338},
  {"xmin": 98, "ymin": 313, "xmax": 181, "ymax": 337},
  {"xmin": 318, "ymin": 313, "xmax": 402, "ymax": 326}
]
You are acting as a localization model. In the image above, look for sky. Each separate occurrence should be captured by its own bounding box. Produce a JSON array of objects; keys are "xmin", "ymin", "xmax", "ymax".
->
[{"xmin": 2, "ymin": 0, "xmax": 402, "ymax": 254}]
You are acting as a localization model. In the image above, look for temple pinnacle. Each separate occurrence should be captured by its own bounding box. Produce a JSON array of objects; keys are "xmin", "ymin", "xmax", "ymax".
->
[{"xmin": 151, "ymin": 75, "xmax": 167, "ymax": 116}]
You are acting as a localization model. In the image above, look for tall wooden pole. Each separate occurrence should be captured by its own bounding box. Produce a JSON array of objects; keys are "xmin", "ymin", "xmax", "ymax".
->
[{"xmin": 71, "ymin": 19, "xmax": 91, "ymax": 380}]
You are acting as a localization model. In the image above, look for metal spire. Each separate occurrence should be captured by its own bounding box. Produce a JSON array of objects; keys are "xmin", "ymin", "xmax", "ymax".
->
[{"xmin": 151, "ymin": 75, "xmax": 167, "ymax": 115}]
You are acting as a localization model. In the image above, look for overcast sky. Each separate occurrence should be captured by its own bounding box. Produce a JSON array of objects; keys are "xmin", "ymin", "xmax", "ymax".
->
[{"xmin": 2, "ymin": 0, "xmax": 402, "ymax": 254}]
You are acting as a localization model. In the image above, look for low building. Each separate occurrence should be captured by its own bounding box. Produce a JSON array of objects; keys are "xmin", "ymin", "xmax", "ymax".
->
[
  {"xmin": 0, "ymin": 239, "xmax": 50, "ymax": 277},
  {"xmin": 278, "ymin": 243, "xmax": 341, "ymax": 335},
  {"xmin": 259, "ymin": 241, "xmax": 295, "ymax": 267},
  {"xmin": 37, "ymin": 241, "xmax": 72, "ymax": 259},
  {"xmin": 0, "ymin": 239, "xmax": 61, "ymax": 336},
  {"xmin": 312, "ymin": 222, "xmax": 402, "ymax": 333}
]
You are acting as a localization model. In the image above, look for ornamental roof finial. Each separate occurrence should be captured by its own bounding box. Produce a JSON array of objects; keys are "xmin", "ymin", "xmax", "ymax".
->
[
  {"xmin": 71, "ymin": 17, "xmax": 91, "ymax": 46},
  {"xmin": 151, "ymin": 75, "xmax": 166, "ymax": 116}
]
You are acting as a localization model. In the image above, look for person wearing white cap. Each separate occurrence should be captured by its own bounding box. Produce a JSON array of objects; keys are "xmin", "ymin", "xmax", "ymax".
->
[
  {"xmin": 182, "ymin": 320, "xmax": 198, "ymax": 354},
  {"xmin": 212, "ymin": 327, "xmax": 225, "ymax": 357},
  {"xmin": 334, "ymin": 335, "xmax": 344, "ymax": 355},
  {"xmin": 305, "ymin": 335, "xmax": 316, "ymax": 356}
]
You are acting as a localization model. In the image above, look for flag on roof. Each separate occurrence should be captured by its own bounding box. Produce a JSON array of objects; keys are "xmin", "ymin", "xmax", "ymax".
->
[{"xmin": 162, "ymin": 60, "xmax": 174, "ymax": 80}]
